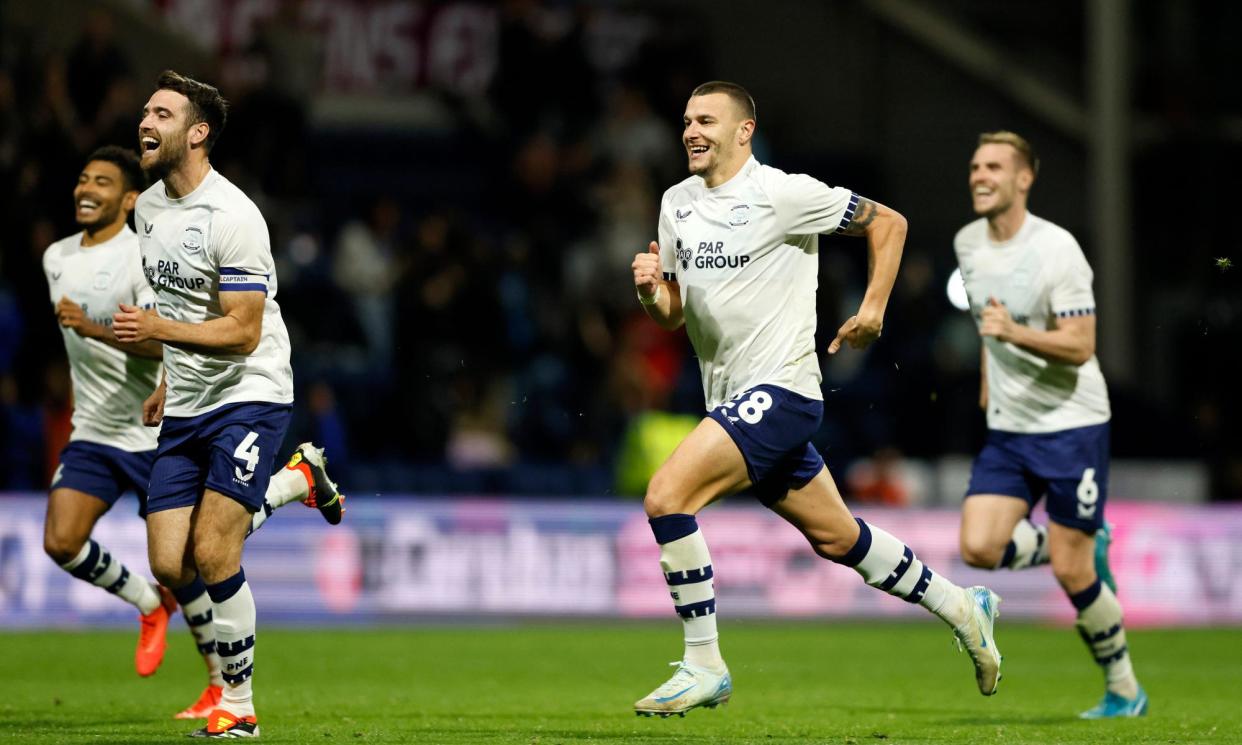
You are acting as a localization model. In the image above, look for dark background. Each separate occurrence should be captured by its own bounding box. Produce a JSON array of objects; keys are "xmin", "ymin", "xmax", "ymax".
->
[{"xmin": 1, "ymin": 0, "xmax": 1238, "ymax": 500}]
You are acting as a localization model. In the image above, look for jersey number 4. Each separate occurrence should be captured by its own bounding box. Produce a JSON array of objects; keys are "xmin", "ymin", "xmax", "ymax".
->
[{"xmin": 233, "ymin": 431, "xmax": 261, "ymax": 484}]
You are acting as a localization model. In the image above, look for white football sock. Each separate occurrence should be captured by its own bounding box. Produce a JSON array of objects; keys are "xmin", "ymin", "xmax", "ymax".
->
[
  {"xmin": 61, "ymin": 539, "xmax": 161, "ymax": 614},
  {"xmin": 650, "ymin": 514, "xmax": 724, "ymax": 670},
  {"xmin": 1072, "ymin": 579, "xmax": 1139, "ymax": 698},
  {"xmin": 174, "ymin": 578, "xmax": 224, "ymax": 687},
  {"xmin": 1002, "ymin": 519, "xmax": 1050, "ymax": 569},
  {"xmin": 248, "ymin": 465, "xmax": 310, "ymax": 534},
  {"xmin": 207, "ymin": 570, "xmax": 257, "ymax": 717}
]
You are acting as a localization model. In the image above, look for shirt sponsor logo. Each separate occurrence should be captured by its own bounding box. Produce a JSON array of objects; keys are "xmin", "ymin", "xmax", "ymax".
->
[
  {"xmin": 181, "ymin": 226, "xmax": 204, "ymax": 254},
  {"xmin": 693, "ymin": 240, "xmax": 752, "ymax": 270},
  {"xmin": 728, "ymin": 204, "xmax": 750, "ymax": 227},
  {"xmin": 144, "ymin": 257, "xmax": 207, "ymax": 292}
]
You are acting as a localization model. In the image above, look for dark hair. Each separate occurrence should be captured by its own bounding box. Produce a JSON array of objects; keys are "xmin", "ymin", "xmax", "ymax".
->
[
  {"xmin": 85, "ymin": 145, "xmax": 147, "ymax": 192},
  {"xmin": 690, "ymin": 81, "xmax": 756, "ymax": 122},
  {"xmin": 978, "ymin": 131, "xmax": 1040, "ymax": 177},
  {"xmin": 154, "ymin": 69, "xmax": 229, "ymax": 152}
]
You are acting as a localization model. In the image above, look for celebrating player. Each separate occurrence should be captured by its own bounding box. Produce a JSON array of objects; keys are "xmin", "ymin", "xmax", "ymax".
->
[
  {"xmin": 42, "ymin": 144, "xmax": 344, "ymax": 721},
  {"xmin": 953, "ymin": 131, "xmax": 1146, "ymax": 718},
  {"xmin": 629, "ymin": 81, "xmax": 1003, "ymax": 718},
  {"xmin": 112, "ymin": 70, "xmax": 314, "ymax": 738}
]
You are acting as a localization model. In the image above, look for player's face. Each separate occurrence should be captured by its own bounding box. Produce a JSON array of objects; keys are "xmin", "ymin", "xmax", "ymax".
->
[
  {"xmin": 969, "ymin": 143, "xmax": 1029, "ymax": 218},
  {"xmin": 683, "ymin": 93, "xmax": 747, "ymax": 178},
  {"xmin": 138, "ymin": 89, "xmax": 193, "ymax": 178},
  {"xmin": 73, "ymin": 160, "xmax": 130, "ymax": 229}
]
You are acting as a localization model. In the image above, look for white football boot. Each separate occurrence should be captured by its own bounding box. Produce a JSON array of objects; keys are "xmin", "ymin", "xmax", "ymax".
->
[
  {"xmin": 952, "ymin": 585, "xmax": 1003, "ymax": 695},
  {"xmin": 634, "ymin": 660, "xmax": 732, "ymax": 717}
]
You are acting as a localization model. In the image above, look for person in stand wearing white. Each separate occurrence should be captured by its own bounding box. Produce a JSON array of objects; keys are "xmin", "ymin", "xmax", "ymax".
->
[
  {"xmin": 630, "ymin": 81, "xmax": 1004, "ymax": 718},
  {"xmin": 953, "ymin": 131, "xmax": 1146, "ymax": 719},
  {"xmin": 114, "ymin": 70, "xmax": 337, "ymax": 738}
]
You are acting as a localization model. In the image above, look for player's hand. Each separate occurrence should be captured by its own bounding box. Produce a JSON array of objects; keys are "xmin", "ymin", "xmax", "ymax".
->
[
  {"xmin": 979, "ymin": 296, "xmax": 1015, "ymax": 342},
  {"xmin": 828, "ymin": 312, "xmax": 883, "ymax": 354},
  {"xmin": 55, "ymin": 296, "xmax": 98, "ymax": 338},
  {"xmin": 142, "ymin": 381, "xmax": 166, "ymax": 427},
  {"xmin": 113, "ymin": 303, "xmax": 159, "ymax": 343},
  {"xmin": 632, "ymin": 241, "xmax": 662, "ymax": 299}
]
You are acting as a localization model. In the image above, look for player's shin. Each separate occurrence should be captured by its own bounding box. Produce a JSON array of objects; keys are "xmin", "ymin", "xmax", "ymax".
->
[
  {"xmin": 61, "ymin": 539, "xmax": 162, "ymax": 614},
  {"xmin": 833, "ymin": 518, "xmax": 965, "ymax": 625},
  {"xmin": 1070, "ymin": 579, "xmax": 1139, "ymax": 698},
  {"xmin": 174, "ymin": 575, "xmax": 224, "ymax": 686},
  {"xmin": 650, "ymin": 514, "xmax": 724, "ymax": 670},
  {"xmin": 1000, "ymin": 519, "xmax": 1050, "ymax": 569},
  {"xmin": 206, "ymin": 569, "xmax": 257, "ymax": 718}
]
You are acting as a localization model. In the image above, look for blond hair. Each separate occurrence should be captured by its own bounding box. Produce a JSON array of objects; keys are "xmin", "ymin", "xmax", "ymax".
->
[{"xmin": 978, "ymin": 131, "xmax": 1039, "ymax": 177}]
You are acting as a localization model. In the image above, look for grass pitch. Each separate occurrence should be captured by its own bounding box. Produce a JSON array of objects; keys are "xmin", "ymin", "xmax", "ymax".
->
[{"xmin": 2, "ymin": 623, "xmax": 1238, "ymax": 744}]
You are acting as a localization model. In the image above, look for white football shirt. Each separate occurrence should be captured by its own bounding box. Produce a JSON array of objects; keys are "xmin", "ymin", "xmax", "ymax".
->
[
  {"xmin": 658, "ymin": 156, "xmax": 856, "ymax": 409},
  {"xmin": 136, "ymin": 169, "xmax": 293, "ymax": 417},
  {"xmin": 43, "ymin": 227, "xmax": 161, "ymax": 452},
  {"xmin": 954, "ymin": 212, "xmax": 1111, "ymax": 433}
]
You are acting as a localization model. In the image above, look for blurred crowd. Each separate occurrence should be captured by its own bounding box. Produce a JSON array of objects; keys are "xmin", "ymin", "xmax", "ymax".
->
[{"xmin": 1, "ymin": 2, "xmax": 1237, "ymax": 500}]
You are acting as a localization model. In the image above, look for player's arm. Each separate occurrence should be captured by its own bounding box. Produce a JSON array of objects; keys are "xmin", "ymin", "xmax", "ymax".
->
[
  {"xmin": 979, "ymin": 297, "xmax": 1095, "ymax": 365},
  {"xmin": 829, "ymin": 196, "xmax": 907, "ymax": 353},
  {"xmin": 143, "ymin": 371, "xmax": 166, "ymax": 426},
  {"xmin": 113, "ymin": 291, "xmax": 264, "ymax": 355},
  {"xmin": 55, "ymin": 296, "xmax": 163, "ymax": 359},
  {"xmin": 979, "ymin": 345, "xmax": 988, "ymax": 410},
  {"xmin": 634, "ymin": 240, "xmax": 684, "ymax": 330}
]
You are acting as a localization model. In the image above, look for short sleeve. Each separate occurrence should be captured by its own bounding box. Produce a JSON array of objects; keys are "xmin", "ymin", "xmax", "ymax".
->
[
  {"xmin": 1048, "ymin": 238, "xmax": 1096, "ymax": 318},
  {"xmin": 767, "ymin": 172, "xmax": 857, "ymax": 236},
  {"xmin": 213, "ymin": 210, "xmax": 273, "ymax": 295},
  {"xmin": 42, "ymin": 246, "xmax": 60, "ymax": 305},
  {"xmin": 657, "ymin": 193, "xmax": 679, "ymax": 282},
  {"xmin": 130, "ymin": 248, "xmax": 157, "ymax": 309}
]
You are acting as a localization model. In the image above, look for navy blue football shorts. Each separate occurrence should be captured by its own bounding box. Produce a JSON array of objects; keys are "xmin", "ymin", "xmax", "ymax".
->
[
  {"xmin": 51, "ymin": 441, "xmax": 156, "ymax": 516},
  {"xmin": 966, "ymin": 422, "xmax": 1110, "ymax": 532},
  {"xmin": 707, "ymin": 384, "xmax": 825, "ymax": 506},
  {"xmin": 147, "ymin": 402, "xmax": 293, "ymax": 514}
]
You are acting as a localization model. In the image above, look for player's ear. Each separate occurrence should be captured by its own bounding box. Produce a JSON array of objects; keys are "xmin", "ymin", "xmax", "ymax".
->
[
  {"xmin": 737, "ymin": 118, "xmax": 755, "ymax": 147},
  {"xmin": 121, "ymin": 190, "xmax": 139, "ymax": 214},
  {"xmin": 1016, "ymin": 166, "xmax": 1034, "ymax": 193},
  {"xmin": 188, "ymin": 121, "xmax": 210, "ymax": 148}
]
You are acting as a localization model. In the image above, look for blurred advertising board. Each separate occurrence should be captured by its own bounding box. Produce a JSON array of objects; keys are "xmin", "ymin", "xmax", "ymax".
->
[{"xmin": 2, "ymin": 495, "xmax": 1240, "ymax": 627}]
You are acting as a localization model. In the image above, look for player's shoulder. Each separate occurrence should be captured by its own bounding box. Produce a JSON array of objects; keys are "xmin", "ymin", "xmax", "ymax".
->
[
  {"xmin": 205, "ymin": 172, "xmax": 266, "ymax": 225},
  {"xmin": 661, "ymin": 174, "xmax": 703, "ymax": 209},
  {"xmin": 1026, "ymin": 213, "xmax": 1082, "ymax": 251},
  {"xmin": 953, "ymin": 218, "xmax": 989, "ymax": 253},
  {"xmin": 42, "ymin": 233, "xmax": 81, "ymax": 268}
]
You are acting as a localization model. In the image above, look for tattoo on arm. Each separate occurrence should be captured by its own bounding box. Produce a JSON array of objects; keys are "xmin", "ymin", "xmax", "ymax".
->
[{"xmin": 840, "ymin": 197, "xmax": 879, "ymax": 236}]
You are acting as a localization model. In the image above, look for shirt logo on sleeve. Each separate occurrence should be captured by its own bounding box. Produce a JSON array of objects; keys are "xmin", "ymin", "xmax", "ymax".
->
[{"xmin": 181, "ymin": 226, "xmax": 204, "ymax": 254}]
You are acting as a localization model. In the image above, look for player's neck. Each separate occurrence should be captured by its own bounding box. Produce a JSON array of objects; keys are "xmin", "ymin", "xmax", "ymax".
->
[
  {"xmin": 81, "ymin": 218, "xmax": 127, "ymax": 247},
  {"xmin": 986, "ymin": 207, "xmax": 1027, "ymax": 243},
  {"xmin": 163, "ymin": 157, "xmax": 213, "ymax": 200},
  {"xmin": 703, "ymin": 151, "xmax": 750, "ymax": 189}
]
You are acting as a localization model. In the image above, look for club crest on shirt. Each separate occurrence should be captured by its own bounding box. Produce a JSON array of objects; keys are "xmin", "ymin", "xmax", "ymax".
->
[
  {"xmin": 728, "ymin": 204, "xmax": 750, "ymax": 227},
  {"xmin": 93, "ymin": 271, "xmax": 112, "ymax": 290},
  {"xmin": 181, "ymin": 226, "xmax": 204, "ymax": 253}
]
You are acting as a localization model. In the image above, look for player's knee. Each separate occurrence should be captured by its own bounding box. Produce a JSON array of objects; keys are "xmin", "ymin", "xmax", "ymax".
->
[
  {"xmin": 643, "ymin": 471, "xmax": 688, "ymax": 518},
  {"xmin": 960, "ymin": 536, "xmax": 1003, "ymax": 569},
  {"xmin": 43, "ymin": 530, "xmax": 85, "ymax": 566},
  {"xmin": 1051, "ymin": 555, "xmax": 1094, "ymax": 592}
]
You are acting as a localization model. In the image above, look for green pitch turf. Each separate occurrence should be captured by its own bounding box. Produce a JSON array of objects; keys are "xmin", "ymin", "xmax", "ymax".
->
[{"xmin": 2, "ymin": 623, "xmax": 1239, "ymax": 744}]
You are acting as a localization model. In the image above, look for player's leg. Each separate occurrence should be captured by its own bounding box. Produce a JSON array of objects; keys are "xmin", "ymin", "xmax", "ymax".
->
[
  {"xmin": 771, "ymin": 465, "xmax": 1003, "ymax": 695},
  {"xmin": 634, "ymin": 416, "xmax": 749, "ymax": 717},
  {"xmin": 45, "ymin": 487, "xmax": 164, "ymax": 613},
  {"xmin": 247, "ymin": 443, "xmax": 345, "ymax": 535},
  {"xmin": 1041, "ymin": 425, "xmax": 1145, "ymax": 718},
  {"xmin": 190, "ymin": 488, "xmax": 259, "ymax": 737},
  {"xmin": 960, "ymin": 431, "xmax": 1049, "ymax": 571}
]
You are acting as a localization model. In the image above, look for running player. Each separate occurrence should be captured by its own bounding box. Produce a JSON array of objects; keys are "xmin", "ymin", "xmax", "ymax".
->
[
  {"xmin": 630, "ymin": 81, "xmax": 1003, "ymax": 718},
  {"xmin": 113, "ymin": 70, "xmax": 304, "ymax": 738},
  {"xmin": 954, "ymin": 131, "xmax": 1146, "ymax": 718},
  {"xmin": 43, "ymin": 144, "xmax": 344, "ymax": 721}
]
